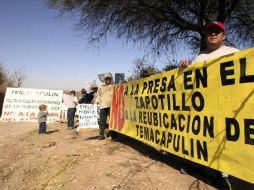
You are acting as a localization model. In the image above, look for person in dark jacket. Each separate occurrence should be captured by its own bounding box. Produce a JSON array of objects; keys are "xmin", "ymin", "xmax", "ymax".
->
[
  {"xmin": 78, "ymin": 88, "xmax": 87, "ymax": 104},
  {"xmin": 79, "ymin": 84, "xmax": 98, "ymax": 104}
]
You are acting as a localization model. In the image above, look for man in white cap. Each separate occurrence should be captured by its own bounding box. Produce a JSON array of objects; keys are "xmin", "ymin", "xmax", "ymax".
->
[
  {"xmin": 180, "ymin": 21, "xmax": 239, "ymax": 67},
  {"xmin": 94, "ymin": 72, "xmax": 116, "ymax": 140}
]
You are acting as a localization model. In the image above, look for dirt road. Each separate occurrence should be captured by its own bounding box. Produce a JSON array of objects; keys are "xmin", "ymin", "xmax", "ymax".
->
[{"xmin": 0, "ymin": 122, "xmax": 253, "ymax": 190}]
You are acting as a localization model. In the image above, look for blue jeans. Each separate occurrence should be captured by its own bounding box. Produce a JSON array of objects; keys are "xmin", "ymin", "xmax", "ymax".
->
[
  {"xmin": 39, "ymin": 122, "xmax": 47, "ymax": 134},
  {"xmin": 67, "ymin": 108, "xmax": 76, "ymax": 128}
]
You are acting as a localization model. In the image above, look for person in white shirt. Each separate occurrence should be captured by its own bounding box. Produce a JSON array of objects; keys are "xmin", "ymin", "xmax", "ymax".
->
[
  {"xmin": 180, "ymin": 21, "xmax": 239, "ymax": 67},
  {"xmin": 67, "ymin": 90, "xmax": 78, "ymax": 129}
]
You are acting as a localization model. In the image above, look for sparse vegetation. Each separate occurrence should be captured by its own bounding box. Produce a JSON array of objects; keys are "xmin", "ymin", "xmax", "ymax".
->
[{"xmin": 0, "ymin": 63, "xmax": 26, "ymax": 115}]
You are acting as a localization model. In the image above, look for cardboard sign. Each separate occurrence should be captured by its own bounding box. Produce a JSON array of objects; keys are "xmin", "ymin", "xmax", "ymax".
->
[
  {"xmin": 78, "ymin": 104, "xmax": 99, "ymax": 130},
  {"xmin": 1, "ymin": 87, "xmax": 63, "ymax": 122}
]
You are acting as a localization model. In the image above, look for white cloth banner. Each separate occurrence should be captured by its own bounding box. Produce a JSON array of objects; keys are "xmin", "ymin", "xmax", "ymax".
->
[
  {"xmin": 1, "ymin": 87, "xmax": 63, "ymax": 122},
  {"xmin": 78, "ymin": 104, "xmax": 99, "ymax": 130}
]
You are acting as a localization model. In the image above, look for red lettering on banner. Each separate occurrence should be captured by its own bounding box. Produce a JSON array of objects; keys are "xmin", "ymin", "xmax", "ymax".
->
[
  {"xmin": 110, "ymin": 85, "xmax": 125, "ymax": 131},
  {"xmin": 18, "ymin": 112, "xmax": 36, "ymax": 117},
  {"xmin": 48, "ymin": 113, "xmax": 59, "ymax": 117},
  {"xmin": 111, "ymin": 88, "xmax": 118, "ymax": 130},
  {"xmin": 3, "ymin": 111, "xmax": 15, "ymax": 116},
  {"xmin": 18, "ymin": 112, "xmax": 24, "ymax": 116},
  {"xmin": 1, "ymin": 118, "xmax": 16, "ymax": 122}
]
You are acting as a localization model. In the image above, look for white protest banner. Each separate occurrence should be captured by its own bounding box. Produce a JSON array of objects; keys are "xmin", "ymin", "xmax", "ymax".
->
[
  {"xmin": 78, "ymin": 104, "xmax": 99, "ymax": 130},
  {"xmin": 1, "ymin": 87, "xmax": 63, "ymax": 122}
]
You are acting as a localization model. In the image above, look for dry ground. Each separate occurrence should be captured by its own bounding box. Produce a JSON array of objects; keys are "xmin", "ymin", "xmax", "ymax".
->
[{"xmin": 0, "ymin": 122, "xmax": 253, "ymax": 190}]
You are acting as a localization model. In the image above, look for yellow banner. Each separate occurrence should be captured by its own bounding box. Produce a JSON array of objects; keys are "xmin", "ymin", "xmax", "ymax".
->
[{"xmin": 109, "ymin": 48, "xmax": 254, "ymax": 184}]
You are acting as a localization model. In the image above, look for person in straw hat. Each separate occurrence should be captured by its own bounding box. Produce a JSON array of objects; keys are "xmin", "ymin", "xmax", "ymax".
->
[{"xmin": 94, "ymin": 72, "xmax": 117, "ymax": 140}]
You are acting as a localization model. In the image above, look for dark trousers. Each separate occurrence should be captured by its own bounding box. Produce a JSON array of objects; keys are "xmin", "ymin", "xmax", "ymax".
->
[
  {"xmin": 67, "ymin": 108, "xmax": 76, "ymax": 128},
  {"xmin": 99, "ymin": 107, "xmax": 110, "ymax": 136},
  {"xmin": 39, "ymin": 122, "xmax": 47, "ymax": 134},
  {"xmin": 99, "ymin": 107, "xmax": 118, "ymax": 139}
]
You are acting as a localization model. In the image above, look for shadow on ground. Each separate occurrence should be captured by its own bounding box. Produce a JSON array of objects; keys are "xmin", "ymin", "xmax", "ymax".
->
[
  {"xmin": 45, "ymin": 130, "xmax": 60, "ymax": 134},
  {"xmin": 114, "ymin": 133, "xmax": 254, "ymax": 190},
  {"xmin": 84, "ymin": 136, "xmax": 100, "ymax": 140}
]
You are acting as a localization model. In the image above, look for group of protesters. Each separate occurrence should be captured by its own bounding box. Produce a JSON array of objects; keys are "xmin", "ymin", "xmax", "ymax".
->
[
  {"xmin": 37, "ymin": 20, "xmax": 241, "ymax": 188},
  {"xmin": 38, "ymin": 72, "xmax": 116, "ymax": 141},
  {"xmin": 39, "ymin": 21, "xmax": 239, "ymax": 138},
  {"xmin": 65, "ymin": 72, "xmax": 116, "ymax": 140},
  {"xmin": 38, "ymin": 21, "xmax": 239, "ymax": 140}
]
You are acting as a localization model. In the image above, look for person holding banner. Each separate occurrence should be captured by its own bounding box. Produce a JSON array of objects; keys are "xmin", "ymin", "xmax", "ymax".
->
[
  {"xmin": 94, "ymin": 72, "xmax": 116, "ymax": 140},
  {"xmin": 180, "ymin": 21, "xmax": 240, "ymax": 188},
  {"xmin": 180, "ymin": 21, "xmax": 239, "ymax": 67}
]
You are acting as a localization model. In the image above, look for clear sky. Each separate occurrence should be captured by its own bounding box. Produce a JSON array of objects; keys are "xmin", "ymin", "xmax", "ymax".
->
[{"xmin": 0, "ymin": 0, "xmax": 154, "ymax": 90}]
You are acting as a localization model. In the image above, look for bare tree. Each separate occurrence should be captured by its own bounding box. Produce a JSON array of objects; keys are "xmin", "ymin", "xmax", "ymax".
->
[
  {"xmin": 48, "ymin": 0, "xmax": 254, "ymax": 54},
  {"xmin": 0, "ymin": 64, "xmax": 26, "ymax": 93},
  {"xmin": 11, "ymin": 68, "xmax": 26, "ymax": 88},
  {"xmin": 0, "ymin": 64, "xmax": 13, "ymax": 93},
  {"xmin": 0, "ymin": 64, "xmax": 16, "ymax": 115},
  {"xmin": 0, "ymin": 64, "xmax": 26, "ymax": 115},
  {"xmin": 127, "ymin": 58, "xmax": 159, "ymax": 81}
]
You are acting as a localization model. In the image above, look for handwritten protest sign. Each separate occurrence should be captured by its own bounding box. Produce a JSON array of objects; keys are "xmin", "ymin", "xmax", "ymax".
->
[
  {"xmin": 110, "ymin": 48, "xmax": 254, "ymax": 184},
  {"xmin": 78, "ymin": 104, "xmax": 99, "ymax": 130},
  {"xmin": 1, "ymin": 88, "xmax": 63, "ymax": 122}
]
